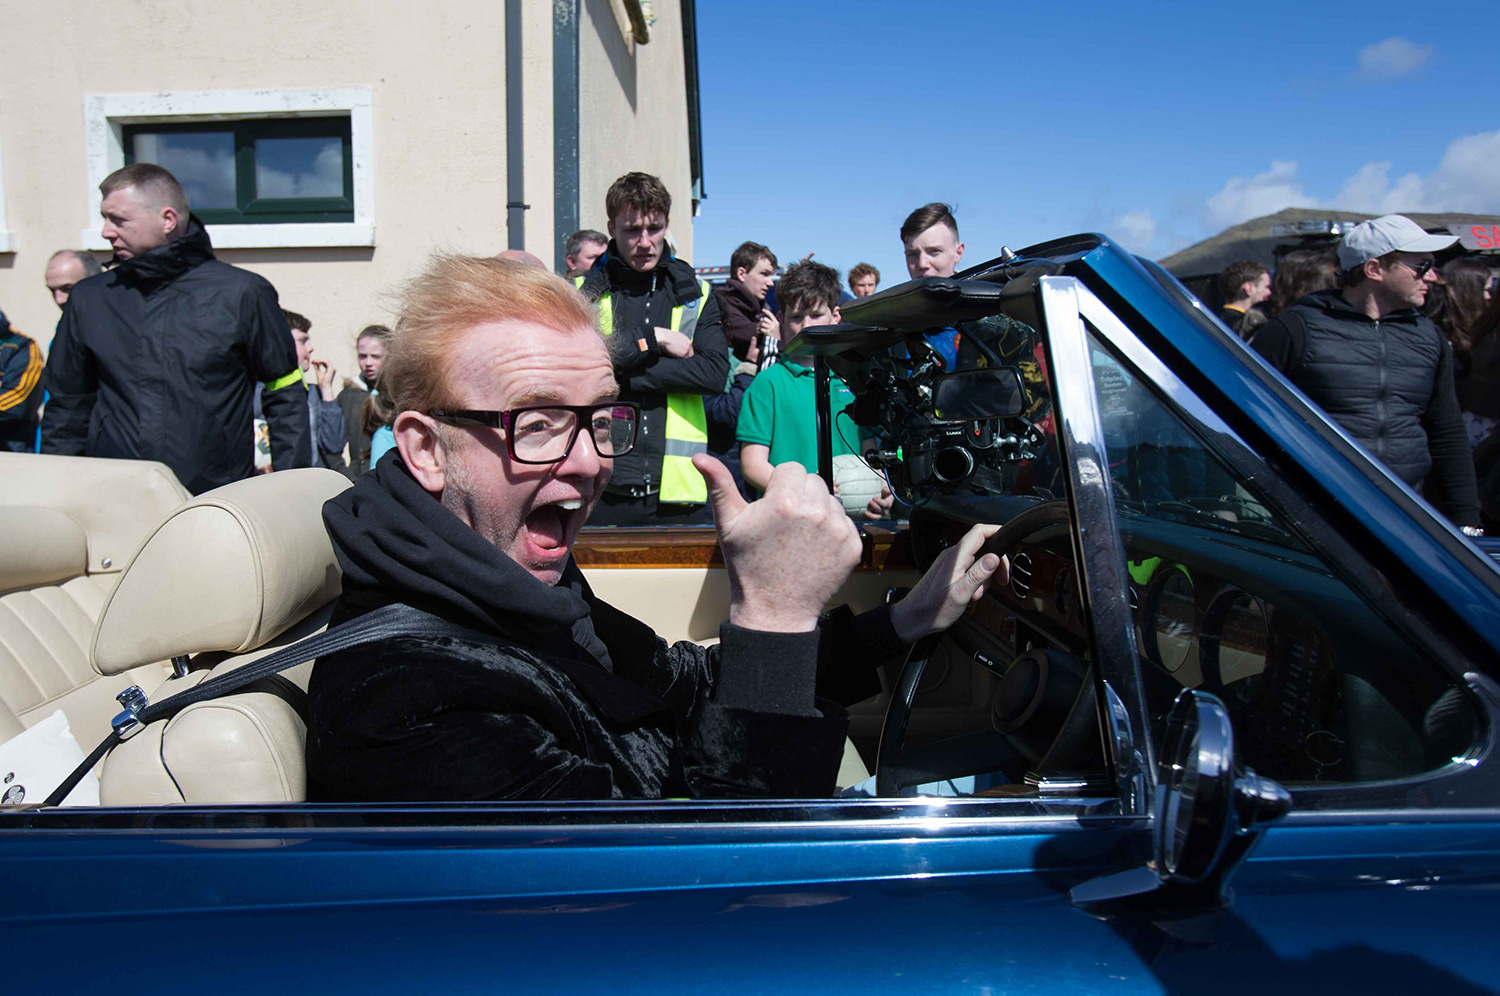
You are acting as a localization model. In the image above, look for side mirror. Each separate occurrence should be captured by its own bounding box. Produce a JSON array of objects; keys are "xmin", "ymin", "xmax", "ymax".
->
[
  {"xmin": 1070, "ymin": 689, "xmax": 1290, "ymax": 912},
  {"xmin": 931, "ymin": 367, "xmax": 1026, "ymax": 422},
  {"xmin": 1155, "ymin": 690, "xmax": 1291, "ymax": 884}
]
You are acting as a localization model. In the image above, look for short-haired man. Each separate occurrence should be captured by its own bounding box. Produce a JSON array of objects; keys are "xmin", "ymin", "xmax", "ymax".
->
[
  {"xmin": 897, "ymin": 203, "xmax": 1050, "ymax": 426},
  {"xmin": 575, "ymin": 172, "xmax": 729, "ymax": 525},
  {"xmin": 305, "ymin": 254, "xmax": 1005, "ymax": 800},
  {"xmin": 902, "ymin": 203, "xmax": 965, "ymax": 281},
  {"xmin": 335, "ymin": 324, "xmax": 392, "ymax": 479},
  {"xmin": 41, "ymin": 163, "xmax": 309, "ymax": 492},
  {"xmin": 714, "ymin": 240, "xmax": 780, "ymax": 361},
  {"xmin": 1217, "ymin": 259, "xmax": 1271, "ymax": 338},
  {"xmin": 1251, "ymin": 214, "xmax": 1481, "ymax": 532},
  {"xmin": 43, "ymin": 250, "xmax": 103, "ymax": 309},
  {"xmin": 563, "ymin": 229, "xmax": 608, "ymax": 277},
  {"xmin": 849, "ymin": 263, "xmax": 879, "ymax": 298},
  {"xmin": 283, "ymin": 310, "xmax": 347, "ymax": 471},
  {"xmin": 0, "ymin": 306, "xmax": 45, "ymax": 452}
]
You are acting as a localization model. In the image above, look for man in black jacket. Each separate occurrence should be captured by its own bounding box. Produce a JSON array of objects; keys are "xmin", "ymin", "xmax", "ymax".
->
[
  {"xmin": 576, "ymin": 172, "xmax": 729, "ymax": 525},
  {"xmin": 306, "ymin": 255, "xmax": 1006, "ymax": 801},
  {"xmin": 40, "ymin": 163, "xmax": 309, "ymax": 493},
  {"xmin": 1250, "ymin": 214, "xmax": 1481, "ymax": 532}
]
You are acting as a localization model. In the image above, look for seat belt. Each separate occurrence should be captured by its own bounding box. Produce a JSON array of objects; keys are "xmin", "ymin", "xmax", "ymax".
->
[{"xmin": 44, "ymin": 603, "xmax": 476, "ymax": 807}]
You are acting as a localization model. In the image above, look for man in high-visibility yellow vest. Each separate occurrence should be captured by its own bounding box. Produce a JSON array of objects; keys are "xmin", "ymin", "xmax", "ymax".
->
[{"xmin": 575, "ymin": 172, "xmax": 729, "ymax": 525}]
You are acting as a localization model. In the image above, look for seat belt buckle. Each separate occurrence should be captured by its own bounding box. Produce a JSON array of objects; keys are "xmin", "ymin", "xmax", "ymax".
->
[{"xmin": 111, "ymin": 685, "xmax": 149, "ymax": 741}]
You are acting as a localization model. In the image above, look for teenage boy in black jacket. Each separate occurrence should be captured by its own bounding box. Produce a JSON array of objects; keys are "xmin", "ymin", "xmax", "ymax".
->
[{"xmin": 576, "ymin": 172, "xmax": 729, "ymax": 525}]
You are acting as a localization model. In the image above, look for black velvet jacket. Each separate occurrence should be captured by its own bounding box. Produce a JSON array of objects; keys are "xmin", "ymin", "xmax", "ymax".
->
[{"xmin": 305, "ymin": 454, "xmax": 897, "ymax": 801}]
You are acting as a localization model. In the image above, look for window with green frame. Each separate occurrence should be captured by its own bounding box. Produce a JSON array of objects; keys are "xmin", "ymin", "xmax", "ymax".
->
[{"xmin": 123, "ymin": 117, "xmax": 354, "ymax": 224}]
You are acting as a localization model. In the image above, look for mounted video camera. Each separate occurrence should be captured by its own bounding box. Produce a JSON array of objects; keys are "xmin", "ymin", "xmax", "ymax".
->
[
  {"xmin": 781, "ymin": 272, "xmax": 1056, "ymax": 507},
  {"xmin": 850, "ymin": 346, "xmax": 1041, "ymax": 502}
]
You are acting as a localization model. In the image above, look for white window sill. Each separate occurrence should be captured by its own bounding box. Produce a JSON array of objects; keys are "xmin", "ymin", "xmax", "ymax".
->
[
  {"xmin": 80, "ymin": 222, "xmax": 375, "ymax": 251},
  {"xmin": 0, "ymin": 231, "xmax": 16, "ymax": 253}
]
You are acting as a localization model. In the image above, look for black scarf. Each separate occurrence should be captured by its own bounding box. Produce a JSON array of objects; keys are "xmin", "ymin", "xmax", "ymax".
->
[{"xmin": 322, "ymin": 451, "xmax": 614, "ymax": 670}]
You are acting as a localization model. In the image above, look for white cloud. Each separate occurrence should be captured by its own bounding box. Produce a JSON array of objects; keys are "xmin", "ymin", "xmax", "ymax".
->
[
  {"xmin": 1197, "ymin": 129, "xmax": 1500, "ymax": 231},
  {"xmin": 1201, "ymin": 161, "xmax": 1316, "ymax": 230},
  {"xmin": 1330, "ymin": 129, "xmax": 1500, "ymax": 213},
  {"xmin": 1111, "ymin": 210, "xmax": 1156, "ymax": 253},
  {"xmin": 1356, "ymin": 37, "xmax": 1435, "ymax": 80},
  {"xmin": 257, "ymin": 143, "xmax": 344, "ymax": 199}
]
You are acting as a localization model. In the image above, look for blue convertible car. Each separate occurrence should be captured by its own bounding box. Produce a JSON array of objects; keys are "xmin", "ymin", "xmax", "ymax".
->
[{"xmin": 3, "ymin": 234, "xmax": 1498, "ymax": 993}]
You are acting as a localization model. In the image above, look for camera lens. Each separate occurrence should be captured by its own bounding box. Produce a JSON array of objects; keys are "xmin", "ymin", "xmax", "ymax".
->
[{"xmin": 932, "ymin": 446, "xmax": 975, "ymax": 484}]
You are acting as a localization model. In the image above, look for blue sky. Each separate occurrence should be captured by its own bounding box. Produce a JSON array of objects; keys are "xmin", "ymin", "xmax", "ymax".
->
[{"xmin": 691, "ymin": 0, "xmax": 1499, "ymax": 283}]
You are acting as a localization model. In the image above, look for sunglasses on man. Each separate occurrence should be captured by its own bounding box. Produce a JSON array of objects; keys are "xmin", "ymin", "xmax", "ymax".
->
[{"xmin": 1389, "ymin": 256, "xmax": 1435, "ymax": 279}]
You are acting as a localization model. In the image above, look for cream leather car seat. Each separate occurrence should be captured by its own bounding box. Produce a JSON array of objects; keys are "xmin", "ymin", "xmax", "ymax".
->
[
  {"xmin": 94, "ymin": 468, "xmax": 351, "ymax": 806},
  {"xmin": 0, "ymin": 453, "xmax": 190, "ymax": 745}
]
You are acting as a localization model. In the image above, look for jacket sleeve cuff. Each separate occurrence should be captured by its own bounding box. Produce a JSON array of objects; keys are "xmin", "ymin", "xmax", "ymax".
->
[{"xmin": 712, "ymin": 622, "xmax": 820, "ymax": 717}]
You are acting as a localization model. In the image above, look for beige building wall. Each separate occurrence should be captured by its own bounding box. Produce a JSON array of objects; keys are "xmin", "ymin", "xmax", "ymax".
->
[
  {"xmin": 0, "ymin": 0, "xmax": 694, "ymax": 384},
  {"xmin": 579, "ymin": 0, "xmax": 694, "ymax": 260}
]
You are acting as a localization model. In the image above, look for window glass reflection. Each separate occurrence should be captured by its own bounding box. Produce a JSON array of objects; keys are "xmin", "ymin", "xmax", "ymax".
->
[
  {"xmin": 255, "ymin": 136, "xmax": 344, "ymax": 199},
  {"xmin": 131, "ymin": 131, "xmax": 236, "ymax": 208}
]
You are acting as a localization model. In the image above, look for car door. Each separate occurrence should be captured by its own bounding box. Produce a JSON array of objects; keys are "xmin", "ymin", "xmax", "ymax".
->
[{"xmin": 1059, "ymin": 257, "xmax": 1500, "ymax": 994}]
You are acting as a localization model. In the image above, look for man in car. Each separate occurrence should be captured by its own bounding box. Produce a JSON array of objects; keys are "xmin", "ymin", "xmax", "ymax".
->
[
  {"xmin": 305, "ymin": 255, "xmax": 1006, "ymax": 801},
  {"xmin": 40, "ymin": 163, "xmax": 310, "ymax": 492},
  {"xmin": 1251, "ymin": 214, "xmax": 1481, "ymax": 533}
]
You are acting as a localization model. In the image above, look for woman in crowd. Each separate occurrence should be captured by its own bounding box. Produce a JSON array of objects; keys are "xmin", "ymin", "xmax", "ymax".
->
[
  {"xmin": 1267, "ymin": 247, "xmax": 1339, "ymax": 317},
  {"xmin": 1425, "ymin": 259, "xmax": 1497, "ymax": 447},
  {"xmin": 1461, "ymin": 289, "xmax": 1500, "ymax": 530}
]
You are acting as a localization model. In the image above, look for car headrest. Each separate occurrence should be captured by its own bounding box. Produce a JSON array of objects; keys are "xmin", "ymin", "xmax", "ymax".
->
[
  {"xmin": 91, "ymin": 469, "xmax": 351, "ymax": 676},
  {"xmin": 0, "ymin": 505, "xmax": 89, "ymax": 592},
  {"xmin": 0, "ymin": 453, "xmax": 191, "ymax": 574}
]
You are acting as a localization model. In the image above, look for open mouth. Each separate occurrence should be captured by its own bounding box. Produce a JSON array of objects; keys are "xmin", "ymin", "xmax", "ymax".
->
[{"xmin": 525, "ymin": 498, "xmax": 586, "ymax": 557}]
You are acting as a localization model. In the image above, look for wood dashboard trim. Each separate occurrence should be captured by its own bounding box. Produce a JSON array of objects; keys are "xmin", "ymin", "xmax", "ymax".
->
[{"xmin": 574, "ymin": 525, "xmax": 915, "ymax": 571}]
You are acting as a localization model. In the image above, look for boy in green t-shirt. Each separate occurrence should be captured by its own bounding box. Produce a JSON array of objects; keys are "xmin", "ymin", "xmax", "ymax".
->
[{"xmin": 738, "ymin": 261, "xmax": 893, "ymax": 517}]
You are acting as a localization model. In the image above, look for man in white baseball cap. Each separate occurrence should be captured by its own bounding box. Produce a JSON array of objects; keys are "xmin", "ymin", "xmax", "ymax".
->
[{"xmin": 1252, "ymin": 215, "xmax": 1481, "ymax": 533}]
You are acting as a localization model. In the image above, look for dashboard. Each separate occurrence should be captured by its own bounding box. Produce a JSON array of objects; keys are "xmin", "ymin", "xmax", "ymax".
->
[{"xmin": 911, "ymin": 498, "xmax": 1438, "ymax": 785}]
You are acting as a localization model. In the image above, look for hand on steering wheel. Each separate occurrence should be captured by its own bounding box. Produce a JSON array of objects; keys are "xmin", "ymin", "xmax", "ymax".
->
[{"xmin": 876, "ymin": 499, "xmax": 1074, "ymax": 797}]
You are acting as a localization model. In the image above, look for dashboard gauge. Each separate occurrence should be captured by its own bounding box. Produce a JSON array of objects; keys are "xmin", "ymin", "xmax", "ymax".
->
[
  {"xmin": 1202, "ymin": 590, "xmax": 1269, "ymax": 707},
  {"xmin": 1054, "ymin": 566, "xmax": 1075, "ymax": 617},
  {"xmin": 1145, "ymin": 566, "xmax": 1197, "ymax": 679},
  {"xmin": 1217, "ymin": 595, "xmax": 1268, "ymax": 685}
]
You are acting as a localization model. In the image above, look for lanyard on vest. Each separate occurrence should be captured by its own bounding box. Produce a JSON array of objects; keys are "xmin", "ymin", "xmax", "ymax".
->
[{"xmin": 577, "ymin": 276, "xmax": 711, "ymax": 504}]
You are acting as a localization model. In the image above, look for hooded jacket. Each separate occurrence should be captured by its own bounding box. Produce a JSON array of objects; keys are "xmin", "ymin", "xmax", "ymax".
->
[
  {"xmin": 1251, "ymin": 288, "xmax": 1479, "ymax": 526},
  {"xmin": 577, "ymin": 244, "xmax": 728, "ymax": 494},
  {"xmin": 0, "ymin": 313, "xmax": 44, "ymax": 453},
  {"xmin": 40, "ymin": 218, "xmax": 310, "ymax": 493},
  {"xmin": 305, "ymin": 453, "xmax": 894, "ymax": 801},
  {"xmin": 714, "ymin": 277, "xmax": 764, "ymax": 361}
]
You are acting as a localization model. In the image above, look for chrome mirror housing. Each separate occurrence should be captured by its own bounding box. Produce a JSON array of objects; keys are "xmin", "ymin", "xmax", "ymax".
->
[
  {"xmin": 1071, "ymin": 689, "xmax": 1290, "ymax": 913},
  {"xmin": 1155, "ymin": 690, "xmax": 1291, "ymax": 884}
]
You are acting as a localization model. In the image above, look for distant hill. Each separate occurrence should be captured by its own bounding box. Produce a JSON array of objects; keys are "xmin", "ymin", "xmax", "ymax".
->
[{"xmin": 1159, "ymin": 207, "xmax": 1500, "ymax": 278}]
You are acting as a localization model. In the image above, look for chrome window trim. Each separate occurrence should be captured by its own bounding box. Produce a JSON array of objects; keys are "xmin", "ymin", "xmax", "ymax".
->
[
  {"xmin": 1070, "ymin": 280, "xmax": 1500, "ymax": 814},
  {"xmin": 1037, "ymin": 276, "xmax": 1154, "ymax": 816},
  {"xmin": 0, "ymin": 797, "xmax": 1125, "ymax": 834}
]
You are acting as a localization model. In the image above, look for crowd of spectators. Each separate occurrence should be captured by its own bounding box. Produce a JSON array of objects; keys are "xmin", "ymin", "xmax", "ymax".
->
[
  {"xmin": 5, "ymin": 159, "xmax": 1497, "ymax": 536},
  {"xmin": 1225, "ymin": 215, "xmax": 1498, "ymax": 533}
]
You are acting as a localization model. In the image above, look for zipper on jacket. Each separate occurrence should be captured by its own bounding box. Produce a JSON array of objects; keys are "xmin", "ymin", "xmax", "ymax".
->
[{"xmin": 1375, "ymin": 319, "xmax": 1388, "ymax": 459}]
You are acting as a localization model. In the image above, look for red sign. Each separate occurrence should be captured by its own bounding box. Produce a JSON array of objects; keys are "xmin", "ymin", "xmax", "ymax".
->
[{"xmin": 1455, "ymin": 224, "xmax": 1500, "ymax": 251}]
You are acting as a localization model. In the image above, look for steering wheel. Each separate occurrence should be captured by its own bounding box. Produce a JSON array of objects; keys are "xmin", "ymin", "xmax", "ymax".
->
[{"xmin": 876, "ymin": 498, "xmax": 1080, "ymax": 796}]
